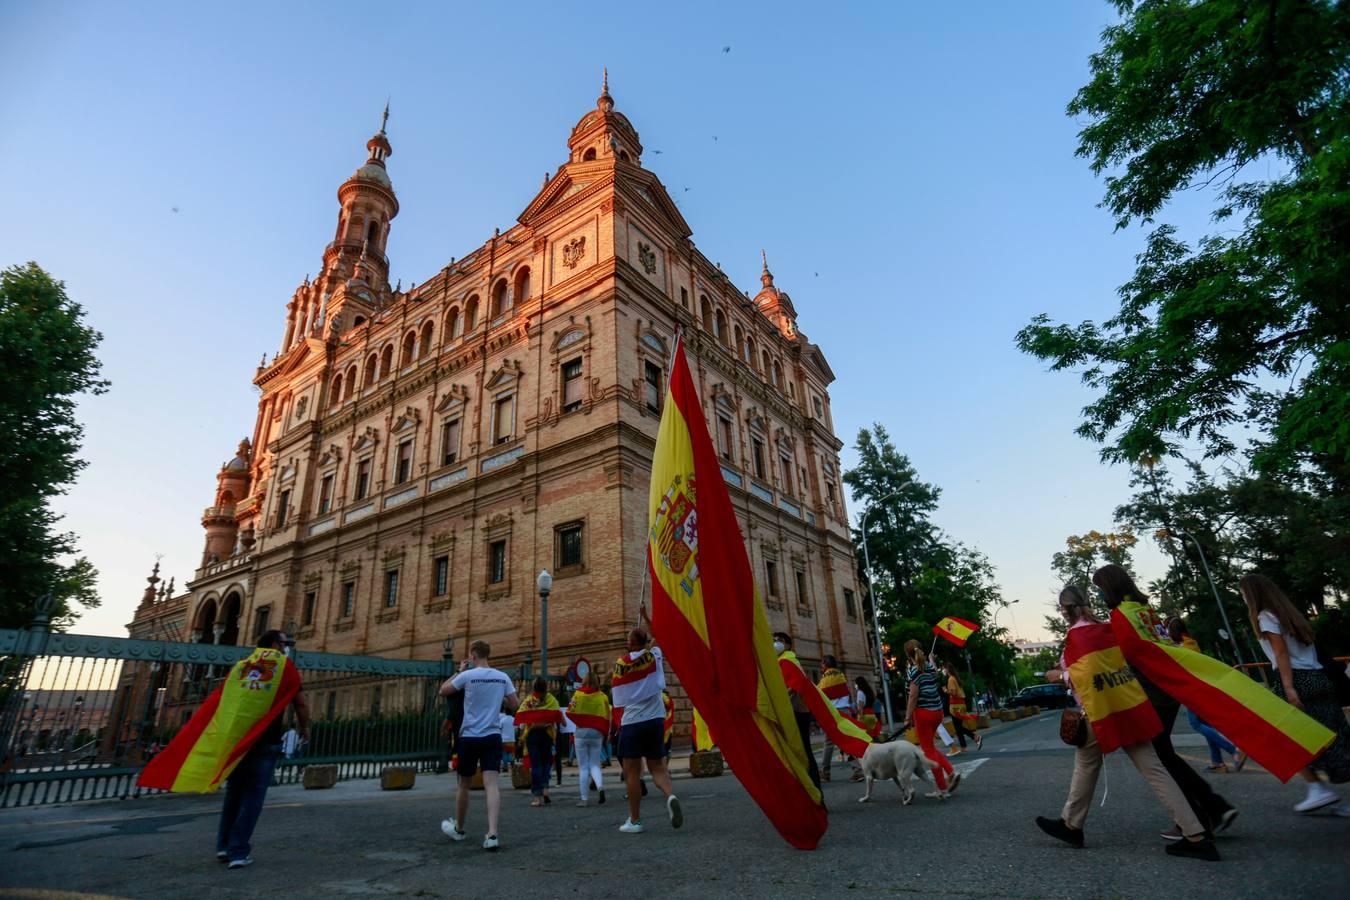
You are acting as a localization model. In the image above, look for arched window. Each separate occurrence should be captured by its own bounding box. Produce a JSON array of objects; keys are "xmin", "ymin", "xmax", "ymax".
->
[
  {"xmin": 331, "ymin": 374, "xmax": 343, "ymax": 407},
  {"xmin": 465, "ymin": 296, "xmax": 480, "ymax": 331},
  {"xmin": 363, "ymin": 354, "xmax": 378, "ymax": 387},
  {"xmin": 583, "ymin": 147, "xmax": 596, "ymax": 161},
  {"xmin": 446, "ymin": 306, "xmax": 461, "ymax": 339},
  {"xmin": 734, "ymin": 325, "xmax": 744, "ymax": 359},
  {"xmin": 714, "ymin": 310, "xmax": 727, "ymax": 345},
  {"xmin": 366, "ymin": 219, "xmax": 380, "ymax": 245},
  {"xmin": 336, "ymin": 215, "xmax": 346, "ymax": 242},
  {"xmin": 762, "ymin": 350, "xmax": 771, "ymax": 376},
  {"xmin": 401, "ymin": 330, "xmax": 416, "ymax": 368},
  {"xmin": 772, "ymin": 360, "xmax": 783, "ymax": 390},
  {"xmin": 700, "ymin": 296, "xmax": 713, "ymax": 332},
  {"xmin": 746, "ymin": 336, "xmax": 758, "ymax": 367},
  {"xmin": 380, "ymin": 344, "xmax": 393, "ymax": 379},
  {"xmin": 491, "ymin": 279, "xmax": 511, "ymax": 318},
  {"xmin": 513, "ymin": 266, "xmax": 531, "ymax": 305},
  {"xmin": 619, "ymin": 150, "xmax": 630, "ymax": 162},
  {"xmin": 352, "ymin": 315, "xmax": 366, "ymax": 328},
  {"xmin": 419, "ymin": 320, "xmax": 434, "ymax": 358},
  {"xmin": 345, "ymin": 364, "xmax": 357, "ymax": 400}
]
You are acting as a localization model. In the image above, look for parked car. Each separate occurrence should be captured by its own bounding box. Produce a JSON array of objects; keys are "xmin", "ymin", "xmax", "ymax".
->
[{"xmin": 1007, "ymin": 683, "xmax": 1070, "ymax": 710}]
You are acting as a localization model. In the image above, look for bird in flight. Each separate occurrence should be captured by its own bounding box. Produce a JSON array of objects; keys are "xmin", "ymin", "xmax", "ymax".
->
[
  {"xmin": 652, "ymin": 149, "xmax": 663, "ymax": 155},
  {"xmin": 722, "ymin": 45, "xmax": 731, "ymax": 53},
  {"xmin": 171, "ymin": 206, "xmax": 180, "ymax": 213},
  {"xmin": 712, "ymin": 135, "xmax": 719, "ymax": 142}
]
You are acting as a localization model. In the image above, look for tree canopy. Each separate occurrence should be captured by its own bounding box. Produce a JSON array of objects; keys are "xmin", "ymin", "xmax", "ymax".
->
[
  {"xmin": 0, "ymin": 262, "xmax": 107, "ymax": 629},
  {"xmin": 1016, "ymin": 0, "xmax": 1349, "ymax": 476}
]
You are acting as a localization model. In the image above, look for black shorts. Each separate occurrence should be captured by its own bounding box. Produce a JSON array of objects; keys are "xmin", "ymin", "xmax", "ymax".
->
[
  {"xmin": 456, "ymin": 734, "xmax": 502, "ymax": 778},
  {"xmin": 617, "ymin": 718, "xmax": 666, "ymax": 760}
]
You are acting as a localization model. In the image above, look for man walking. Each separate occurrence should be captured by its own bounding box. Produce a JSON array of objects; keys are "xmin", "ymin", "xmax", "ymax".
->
[
  {"xmin": 612, "ymin": 617, "xmax": 683, "ymax": 834},
  {"xmin": 439, "ymin": 640, "xmax": 518, "ymax": 851},
  {"xmin": 773, "ymin": 632, "xmax": 821, "ymax": 789},
  {"xmin": 817, "ymin": 655, "xmax": 853, "ymax": 780}
]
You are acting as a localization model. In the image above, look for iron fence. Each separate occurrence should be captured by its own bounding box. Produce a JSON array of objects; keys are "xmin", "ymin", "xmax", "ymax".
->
[{"xmin": 0, "ymin": 626, "xmax": 452, "ymax": 808}]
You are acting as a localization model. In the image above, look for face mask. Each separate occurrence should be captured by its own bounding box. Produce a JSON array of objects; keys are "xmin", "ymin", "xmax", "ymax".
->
[{"xmin": 772, "ymin": 641, "xmax": 785, "ymax": 654}]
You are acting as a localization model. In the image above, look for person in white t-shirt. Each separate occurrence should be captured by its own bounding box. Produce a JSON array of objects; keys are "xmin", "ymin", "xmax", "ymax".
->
[
  {"xmin": 613, "ymin": 614, "xmax": 682, "ymax": 834},
  {"xmin": 438, "ymin": 640, "xmax": 520, "ymax": 851},
  {"xmin": 499, "ymin": 711, "xmax": 517, "ymax": 768},
  {"xmin": 1239, "ymin": 573, "xmax": 1350, "ymax": 815}
]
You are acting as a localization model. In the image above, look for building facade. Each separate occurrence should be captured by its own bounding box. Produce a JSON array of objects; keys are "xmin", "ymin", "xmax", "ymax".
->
[{"xmin": 132, "ymin": 78, "xmax": 871, "ymax": 696}]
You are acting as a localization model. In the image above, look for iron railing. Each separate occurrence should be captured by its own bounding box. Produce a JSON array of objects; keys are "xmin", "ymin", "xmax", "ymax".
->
[{"xmin": 0, "ymin": 626, "xmax": 453, "ymax": 808}]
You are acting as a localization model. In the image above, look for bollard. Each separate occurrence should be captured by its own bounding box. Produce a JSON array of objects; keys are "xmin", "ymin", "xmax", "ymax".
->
[
  {"xmin": 303, "ymin": 764, "xmax": 338, "ymax": 790},
  {"xmin": 380, "ymin": 765, "xmax": 417, "ymax": 791}
]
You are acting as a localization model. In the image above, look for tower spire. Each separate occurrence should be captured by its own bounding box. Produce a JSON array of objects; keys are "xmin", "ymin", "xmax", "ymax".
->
[
  {"xmin": 598, "ymin": 66, "xmax": 614, "ymax": 113},
  {"xmin": 380, "ymin": 98, "xmax": 390, "ymax": 135},
  {"xmin": 761, "ymin": 249, "xmax": 774, "ymax": 288}
]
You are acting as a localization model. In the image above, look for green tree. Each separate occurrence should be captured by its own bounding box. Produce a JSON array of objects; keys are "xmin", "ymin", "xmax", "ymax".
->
[
  {"xmin": 1015, "ymin": 0, "xmax": 1349, "ymax": 476},
  {"xmin": 1044, "ymin": 528, "xmax": 1139, "ymax": 637},
  {"xmin": 0, "ymin": 263, "xmax": 107, "ymax": 629}
]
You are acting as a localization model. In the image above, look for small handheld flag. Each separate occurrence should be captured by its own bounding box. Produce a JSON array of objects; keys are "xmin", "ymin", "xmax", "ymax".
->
[{"xmin": 932, "ymin": 616, "xmax": 979, "ymax": 648}]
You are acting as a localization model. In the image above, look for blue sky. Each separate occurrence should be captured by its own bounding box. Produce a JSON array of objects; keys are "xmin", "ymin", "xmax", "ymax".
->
[{"xmin": 1, "ymin": 1, "xmax": 1221, "ymax": 641}]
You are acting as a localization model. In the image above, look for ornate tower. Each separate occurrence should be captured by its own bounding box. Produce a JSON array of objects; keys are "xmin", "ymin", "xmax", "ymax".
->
[
  {"xmin": 566, "ymin": 69, "xmax": 644, "ymax": 164},
  {"xmin": 201, "ymin": 438, "xmax": 251, "ymax": 566}
]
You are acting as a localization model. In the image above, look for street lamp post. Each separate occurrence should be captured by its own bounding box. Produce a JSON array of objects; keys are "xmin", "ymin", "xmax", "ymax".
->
[
  {"xmin": 859, "ymin": 490, "xmax": 903, "ymax": 731},
  {"xmin": 1159, "ymin": 526, "xmax": 1245, "ymax": 665},
  {"xmin": 537, "ymin": 570, "xmax": 553, "ymax": 680}
]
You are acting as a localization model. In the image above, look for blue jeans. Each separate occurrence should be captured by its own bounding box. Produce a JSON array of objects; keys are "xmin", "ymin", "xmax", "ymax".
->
[
  {"xmin": 217, "ymin": 742, "xmax": 280, "ymax": 861},
  {"xmin": 526, "ymin": 731, "xmax": 553, "ymax": 796},
  {"xmin": 1186, "ymin": 708, "xmax": 1236, "ymax": 766}
]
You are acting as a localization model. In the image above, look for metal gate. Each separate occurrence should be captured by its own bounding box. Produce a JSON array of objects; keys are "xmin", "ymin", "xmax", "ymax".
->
[{"xmin": 0, "ymin": 622, "xmax": 455, "ymax": 808}]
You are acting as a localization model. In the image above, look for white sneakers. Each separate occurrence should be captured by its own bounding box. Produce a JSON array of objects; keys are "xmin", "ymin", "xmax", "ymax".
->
[
  {"xmin": 483, "ymin": 835, "xmax": 499, "ymax": 851},
  {"xmin": 440, "ymin": 819, "xmax": 467, "ymax": 841},
  {"xmin": 667, "ymin": 794, "xmax": 683, "ymax": 828},
  {"xmin": 226, "ymin": 857, "xmax": 253, "ymax": 869},
  {"xmin": 619, "ymin": 818, "xmax": 644, "ymax": 833},
  {"xmin": 1294, "ymin": 781, "xmax": 1339, "ymax": 813}
]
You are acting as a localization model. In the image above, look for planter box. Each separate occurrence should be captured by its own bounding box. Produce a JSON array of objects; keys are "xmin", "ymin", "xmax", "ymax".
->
[
  {"xmin": 510, "ymin": 762, "xmax": 530, "ymax": 790},
  {"xmin": 303, "ymin": 764, "xmax": 338, "ymax": 790},
  {"xmin": 380, "ymin": 766, "xmax": 416, "ymax": 791},
  {"xmin": 976, "ymin": 714, "xmax": 991, "ymax": 729},
  {"xmin": 689, "ymin": 750, "xmax": 724, "ymax": 778}
]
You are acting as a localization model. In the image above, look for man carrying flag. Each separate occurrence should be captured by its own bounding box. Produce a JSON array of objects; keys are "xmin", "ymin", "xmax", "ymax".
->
[
  {"xmin": 139, "ymin": 629, "xmax": 308, "ymax": 870},
  {"xmin": 647, "ymin": 333, "xmax": 827, "ymax": 850}
]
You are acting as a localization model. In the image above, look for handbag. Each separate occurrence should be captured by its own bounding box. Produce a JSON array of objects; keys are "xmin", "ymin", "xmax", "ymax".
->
[{"xmin": 1059, "ymin": 707, "xmax": 1088, "ymax": 747}]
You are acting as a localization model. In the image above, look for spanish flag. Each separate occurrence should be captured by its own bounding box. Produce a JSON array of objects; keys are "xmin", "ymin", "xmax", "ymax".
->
[
  {"xmin": 663, "ymin": 691, "xmax": 675, "ymax": 745},
  {"xmin": 1063, "ymin": 622, "xmax": 1161, "ymax": 754},
  {"xmin": 817, "ymin": 668, "xmax": 851, "ymax": 702},
  {"xmin": 691, "ymin": 705, "xmax": 715, "ymax": 752},
  {"xmin": 648, "ymin": 334, "xmax": 827, "ymax": 850},
  {"xmin": 139, "ymin": 648, "xmax": 300, "ymax": 793},
  {"xmin": 515, "ymin": 692, "xmax": 562, "ymax": 742},
  {"xmin": 566, "ymin": 686, "xmax": 611, "ymax": 736},
  {"xmin": 1112, "ymin": 601, "xmax": 1333, "ymax": 782},
  {"xmin": 781, "ymin": 651, "xmax": 873, "ymax": 759},
  {"xmin": 933, "ymin": 616, "xmax": 979, "ymax": 648}
]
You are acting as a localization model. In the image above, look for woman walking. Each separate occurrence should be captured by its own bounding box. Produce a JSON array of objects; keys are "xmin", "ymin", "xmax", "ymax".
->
[
  {"xmin": 1034, "ymin": 586, "xmax": 1218, "ymax": 860},
  {"xmin": 515, "ymin": 677, "xmax": 562, "ymax": 807},
  {"xmin": 941, "ymin": 659, "xmax": 983, "ymax": 754},
  {"xmin": 1239, "ymin": 573, "xmax": 1350, "ymax": 813},
  {"xmin": 567, "ymin": 669, "xmax": 611, "ymax": 807},
  {"xmin": 901, "ymin": 640, "xmax": 958, "ymax": 797}
]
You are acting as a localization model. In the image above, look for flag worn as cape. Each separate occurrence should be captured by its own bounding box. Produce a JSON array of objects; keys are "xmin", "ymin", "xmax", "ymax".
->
[
  {"xmin": 1112, "ymin": 600, "xmax": 1333, "ymax": 782},
  {"xmin": 933, "ymin": 616, "xmax": 979, "ymax": 648},
  {"xmin": 515, "ymin": 692, "xmax": 562, "ymax": 742},
  {"xmin": 781, "ymin": 651, "xmax": 873, "ymax": 759},
  {"xmin": 691, "ymin": 705, "xmax": 716, "ymax": 752},
  {"xmin": 817, "ymin": 668, "xmax": 851, "ymax": 702},
  {"xmin": 1064, "ymin": 621, "xmax": 1161, "ymax": 754},
  {"xmin": 566, "ymin": 686, "xmax": 611, "ymax": 735},
  {"xmin": 139, "ymin": 648, "xmax": 300, "ymax": 793},
  {"xmin": 648, "ymin": 335, "xmax": 827, "ymax": 850},
  {"xmin": 611, "ymin": 649, "xmax": 662, "ymax": 708}
]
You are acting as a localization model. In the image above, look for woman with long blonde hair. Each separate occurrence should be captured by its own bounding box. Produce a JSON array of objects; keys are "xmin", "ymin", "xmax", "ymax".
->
[
  {"xmin": 1239, "ymin": 573, "xmax": 1349, "ymax": 814},
  {"xmin": 902, "ymin": 639, "xmax": 958, "ymax": 797}
]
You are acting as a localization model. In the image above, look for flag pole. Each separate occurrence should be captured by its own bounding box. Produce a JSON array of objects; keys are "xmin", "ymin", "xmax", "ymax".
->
[{"xmin": 641, "ymin": 323, "xmax": 682, "ymax": 634}]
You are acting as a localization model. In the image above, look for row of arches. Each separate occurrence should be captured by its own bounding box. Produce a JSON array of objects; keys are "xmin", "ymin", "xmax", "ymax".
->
[
  {"xmin": 699, "ymin": 296, "xmax": 791, "ymax": 394},
  {"xmin": 328, "ymin": 268, "xmax": 533, "ymax": 408}
]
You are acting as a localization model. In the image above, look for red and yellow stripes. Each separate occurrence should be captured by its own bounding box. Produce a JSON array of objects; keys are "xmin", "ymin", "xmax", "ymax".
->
[
  {"xmin": 781, "ymin": 652, "xmax": 873, "ymax": 759},
  {"xmin": 515, "ymin": 692, "xmax": 562, "ymax": 742},
  {"xmin": 611, "ymin": 650, "xmax": 659, "ymax": 707},
  {"xmin": 138, "ymin": 648, "xmax": 300, "ymax": 793},
  {"xmin": 663, "ymin": 692, "xmax": 675, "ymax": 745},
  {"xmin": 648, "ymin": 335, "xmax": 826, "ymax": 850},
  {"xmin": 567, "ymin": 686, "xmax": 611, "ymax": 736},
  {"xmin": 691, "ymin": 705, "xmax": 715, "ymax": 752},
  {"xmin": 933, "ymin": 616, "xmax": 979, "ymax": 648},
  {"xmin": 1063, "ymin": 622, "xmax": 1161, "ymax": 754},
  {"xmin": 1113, "ymin": 601, "xmax": 1333, "ymax": 782},
  {"xmin": 817, "ymin": 669, "xmax": 851, "ymax": 702}
]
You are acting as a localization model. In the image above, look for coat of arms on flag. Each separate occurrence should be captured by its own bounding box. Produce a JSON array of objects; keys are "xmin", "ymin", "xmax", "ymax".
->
[{"xmin": 652, "ymin": 474, "xmax": 699, "ymax": 596}]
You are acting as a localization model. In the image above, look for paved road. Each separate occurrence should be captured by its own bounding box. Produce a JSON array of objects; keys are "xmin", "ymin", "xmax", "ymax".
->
[{"xmin": 1, "ymin": 712, "xmax": 1346, "ymax": 899}]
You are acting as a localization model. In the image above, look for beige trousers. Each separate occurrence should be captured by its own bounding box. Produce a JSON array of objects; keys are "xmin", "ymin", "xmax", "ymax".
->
[{"xmin": 1062, "ymin": 718, "xmax": 1204, "ymax": 837}]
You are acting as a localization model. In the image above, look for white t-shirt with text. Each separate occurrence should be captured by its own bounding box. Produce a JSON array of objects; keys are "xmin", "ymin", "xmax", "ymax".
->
[{"xmin": 452, "ymin": 666, "xmax": 517, "ymax": 738}]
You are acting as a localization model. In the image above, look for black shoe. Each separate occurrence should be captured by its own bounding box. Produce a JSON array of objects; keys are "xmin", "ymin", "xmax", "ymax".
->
[
  {"xmin": 640, "ymin": 781, "xmax": 648, "ymax": 797},
  {"xmin": 1165, "ymin": 838, "xmax": 1220, "ymax": 861},
  {"xmin": 598, "ymin": 790, "xmax": 606, "ymax": 805},
  {"xmin": 1035, "ymin": 816, "xmax": 1084, "ymax": 848}
]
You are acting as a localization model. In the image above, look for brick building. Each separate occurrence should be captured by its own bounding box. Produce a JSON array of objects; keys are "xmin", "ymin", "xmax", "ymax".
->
[{"xmin": 132, "ymin": 75, "xmax": 871, "ymax": 701}]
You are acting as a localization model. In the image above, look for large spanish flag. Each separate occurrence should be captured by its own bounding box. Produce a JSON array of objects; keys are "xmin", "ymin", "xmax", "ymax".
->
[
  {"xmin": 933, "ymin": 616, "xmax": 979, "ymax": 648},
  {"xmin": 139, "ymin": 648, "xmax": 300, "ymax": 793},
  {"xmin": 691, "ymin": 705, "xmax": 715, "ymax": 752},
  {"xmin": 1112, "ymin": 601, "xmax": 1333, "ymax": 782},
  {"xmin": 781, "ymin": 651, "xmax": 873, "ymax": 759},
  {"xmin": 648, "ymin": 334, "xmax": 827, "ymax": 849},
  {"xmin": 1063, "ymin": 622, "xmax": 1161, "ymax": 754}
]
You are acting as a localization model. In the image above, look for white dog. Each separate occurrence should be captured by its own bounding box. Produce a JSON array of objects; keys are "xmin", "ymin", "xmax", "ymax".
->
[{"xmin": 857, "ymin": 739, "xmax": 942, "ymax": 804}]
